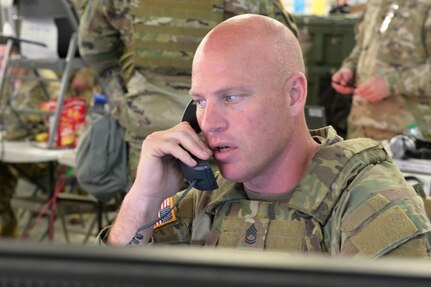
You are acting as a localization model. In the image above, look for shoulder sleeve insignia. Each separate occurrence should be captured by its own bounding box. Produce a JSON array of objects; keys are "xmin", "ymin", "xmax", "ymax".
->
[{"xmin": 154, "ymin": 197, "xmax": 177, "ymax": 229}]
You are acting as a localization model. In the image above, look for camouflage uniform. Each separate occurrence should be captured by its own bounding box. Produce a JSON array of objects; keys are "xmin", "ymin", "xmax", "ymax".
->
[
  {"xmin": 70, "ymin": 0, "xmax": 89, "ymax": 17},
  {"xmin": 78, "ymin": 0, "xmax": 298, "ymax": 179},
  {"xmin": 340, "ymin": 0, "xmax": 431, "ymax": 141},
  {"xmin": 142, "ymin": 127, "xmax": 431, "ymax": 258}
]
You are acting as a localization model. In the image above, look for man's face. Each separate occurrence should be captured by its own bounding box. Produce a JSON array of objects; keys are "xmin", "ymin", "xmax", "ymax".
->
[{"xmin": 191, "ymin": 43, "xmax": 293, "ymax": 185}]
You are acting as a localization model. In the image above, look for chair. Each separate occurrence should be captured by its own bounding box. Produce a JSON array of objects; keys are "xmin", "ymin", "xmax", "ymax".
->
[
  {"xmin": 11, "ymin": 159, "xmax": 121, "ymax": 244},
  {"xmin": 56, "ymin": 192, "xmax": 120, "ymax": 244},
  {"xmin": 2, "ymin": 139, "xmax": 64, "ymax": 240},
  {"xmin": 55, "ymin": 149, "xmax": 122, "ymax": 244}
]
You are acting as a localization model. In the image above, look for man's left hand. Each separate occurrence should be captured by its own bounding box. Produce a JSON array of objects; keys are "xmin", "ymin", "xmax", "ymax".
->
[{"xmin": 354, "ymin": 76, "xmax": 389, "ymax": 103}]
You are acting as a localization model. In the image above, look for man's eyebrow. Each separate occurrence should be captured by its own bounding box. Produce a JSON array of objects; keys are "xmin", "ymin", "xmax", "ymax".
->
[
  {"xmin": 189, "ymin": 91, "xmax": 200, "ymax": 98},
  {"xmin": 190, "ymin": 87, "xmax": 251, "ymax": 97}
]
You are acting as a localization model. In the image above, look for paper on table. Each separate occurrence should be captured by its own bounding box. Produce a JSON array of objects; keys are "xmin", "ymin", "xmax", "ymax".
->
[{"xmin": 20, "ymin": 18, "xmax": 59, "ymax": 59}]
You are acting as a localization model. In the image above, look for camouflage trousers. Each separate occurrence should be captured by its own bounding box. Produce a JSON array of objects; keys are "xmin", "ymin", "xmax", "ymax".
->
[{"xmin": 0, "ymin": 162, "xmax": 48, "ymax": 237}]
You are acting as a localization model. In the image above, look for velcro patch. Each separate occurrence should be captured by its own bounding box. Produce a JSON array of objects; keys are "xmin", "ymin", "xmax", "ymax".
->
[
  {"xmin": 218, "ymin": 217, "xmax": 243, "ymax": 247},
  {"xmin": 154, "ymin": 197, "xmax": 177, "ymax": 229},
  {"xmin": 266, "ymin": 220, "xmax": 306, "ymax": 251},
  {"xmin": 342, "ymin": 193, "xmax": 391, "ymax": 234},
  {"xmin": 385, "ymin": 237, "xmax": 428, "ymax": 258},
  {"xmin": 350, "ymin": 205, "xmax": 418, "ymax": 257}
]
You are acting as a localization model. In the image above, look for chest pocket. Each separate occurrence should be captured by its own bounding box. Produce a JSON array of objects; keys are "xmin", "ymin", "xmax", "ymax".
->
[{"xmin": 206, "ymin": 200, "xmax": 325, "ymax": 253}]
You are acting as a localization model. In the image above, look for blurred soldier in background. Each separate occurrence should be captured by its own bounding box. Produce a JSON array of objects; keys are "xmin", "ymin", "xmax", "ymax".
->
[
  {"xmin": 78, "ymin": 0, "xmax": 298, "ymax": 180},
  {"xmin": 70, "ymin": 0, "xmax": 89, "ymax": 17},
  {"xmin": 331, "ymin": 0, "xmax": 431, "ymax": 141}
]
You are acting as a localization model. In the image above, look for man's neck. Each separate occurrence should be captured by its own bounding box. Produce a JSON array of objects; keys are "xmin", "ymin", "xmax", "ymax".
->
[{"xmin": 244, "ymin": 132, "xmax": 320, "ymax": 195}]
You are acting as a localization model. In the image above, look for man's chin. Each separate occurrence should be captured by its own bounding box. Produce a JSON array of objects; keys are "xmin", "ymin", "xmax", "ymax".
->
[{"xmin": 219, "ymin": 165, "xmax": 246, "ymax": 182}]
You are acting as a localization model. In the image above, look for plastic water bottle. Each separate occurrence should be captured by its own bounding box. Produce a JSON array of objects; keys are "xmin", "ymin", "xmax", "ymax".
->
[
  {"xmin": 405, "ymin": 123, "xmax": 423, "ymax": 139},
  {"xmin": 89, "ymin": 93, "xmax": 108, "ymax": 122}
]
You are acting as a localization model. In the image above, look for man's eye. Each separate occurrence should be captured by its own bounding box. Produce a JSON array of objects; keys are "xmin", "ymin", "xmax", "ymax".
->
[
  {"xmin": 225, "ymin": 95, "xmax": 238, "ymax": 103},
  {"xmin": 193, "ymin": 99, "xmax": 206, "ymax": 108}
]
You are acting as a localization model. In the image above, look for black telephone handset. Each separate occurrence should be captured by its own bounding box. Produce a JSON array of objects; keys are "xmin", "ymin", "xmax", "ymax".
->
[{"xmin": 179, "ymin": 101, "xmax": 218, "ymax": 191}]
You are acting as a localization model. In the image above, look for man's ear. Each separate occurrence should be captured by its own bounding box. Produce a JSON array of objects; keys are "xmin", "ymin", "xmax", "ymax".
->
[{"xmin": 287, "ymin": 72, "xmax": 307, "ymax": 113}]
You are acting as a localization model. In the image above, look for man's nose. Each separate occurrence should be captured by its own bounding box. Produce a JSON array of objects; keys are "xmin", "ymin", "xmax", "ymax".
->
[{"xmin": 199, "ymin": 102, "xmax": 226, "ymax": 134}]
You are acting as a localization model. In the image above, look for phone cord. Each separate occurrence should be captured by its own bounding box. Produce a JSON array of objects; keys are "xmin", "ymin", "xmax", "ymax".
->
[{"xmin": 127, "ymin": 179, "xmax": 198, "ymax": 246}]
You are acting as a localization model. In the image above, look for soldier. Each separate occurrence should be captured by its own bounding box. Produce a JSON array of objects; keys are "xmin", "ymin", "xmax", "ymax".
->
[
  {"xmin": 78, "ymin": 0, "xmax": 298, "ymax": 180},
  {"xmin": 101, "ymin": 14, "xmax": 431, "ymax": 258},
  {"xmin": 332, "ymin": 0, "xmax": 431, "ymax": 141}
]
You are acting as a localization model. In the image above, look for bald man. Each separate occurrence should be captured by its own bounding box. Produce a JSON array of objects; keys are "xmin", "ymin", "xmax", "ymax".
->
[{"xmin": 102, "ymin": 14, "xmax": 431, "ymax": 258}]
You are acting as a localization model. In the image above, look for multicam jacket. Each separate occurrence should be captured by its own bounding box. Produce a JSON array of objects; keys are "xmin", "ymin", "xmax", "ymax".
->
[
  {"xmin": 151, "ymin": 127, "xmax": 431, "ymax": 258},
  {"xmin": 341, "ymin": 0, "xmax": 431, "ymax": 141}
]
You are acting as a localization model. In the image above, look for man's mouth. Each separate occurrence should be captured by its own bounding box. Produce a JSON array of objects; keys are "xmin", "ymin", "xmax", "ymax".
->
[{"xmin": 215, "ymin": 145, "xmax": 231, "ymax": 153}]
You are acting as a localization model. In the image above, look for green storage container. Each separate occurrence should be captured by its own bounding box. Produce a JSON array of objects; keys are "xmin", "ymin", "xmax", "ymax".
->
[
  {"xmin": 305, "ymin": 65, "xmax": 337, "ymax": 105},
  {"xmin": 294, "ymin": 15, "xmax": 358, "ymax": 67},
  {"xmin": 293, "ymin": 15, "xmax": 358, "ymax": 105}
]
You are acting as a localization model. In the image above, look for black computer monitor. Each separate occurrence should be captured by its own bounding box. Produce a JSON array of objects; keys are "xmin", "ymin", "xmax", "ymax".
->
[{"xmin": 0, "ymin": 239, "xmax": 430, "ymax": 287}]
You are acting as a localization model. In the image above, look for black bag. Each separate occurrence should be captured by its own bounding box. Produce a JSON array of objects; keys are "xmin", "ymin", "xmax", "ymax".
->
[{"xmin": 75, "ymin": 114, "xmax": 129, "ymax": 202}]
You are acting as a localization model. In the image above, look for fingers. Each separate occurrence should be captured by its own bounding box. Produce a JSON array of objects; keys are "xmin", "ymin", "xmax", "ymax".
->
[
  {"xmin": 144, "ymin": 122, "xmax": 212, "ymax": 167},
  {"xmin": 332, "ymin": 68, "xmax": 353, "ymax": 83},
  {"xmin": 331, "ymin": 69, "xmax": 355, "ymax": 94},
  {"xmin": 354, "ymin": 84, "xmax": 372, "ymax": 100},
  {"xmin": 129, "ymin": 122, "xmax": 212, "ymax": 209},
  {"xmin": 355, "ymin": 87, "xmax": 379, "ymax": 103},
  {"xmin": 355, "ymin": 77, "xmax": 389, "ymax": 103},
  {"xmin": 331, "ymin": 71, "xmax": 344, "ymax": 84},
  {"xmin": 331, "ymin": 82, "xmax": 355, "ymax": 95}
]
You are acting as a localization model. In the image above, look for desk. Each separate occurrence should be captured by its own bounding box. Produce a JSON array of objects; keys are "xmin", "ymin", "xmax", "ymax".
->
[
  {"xmin": 393, "ymin": 158, "xmax": 431, "ymax": 196},
  {"xmin": 57, "ymin": 148, "xmax": 76, "ymax": 168},
  {"xmin": 0, "ymin": 139, "xmax": 69, "ymax": 194},
  {"xmin": 0, "ymin": 140, "xmax": 66, "ymax": 163},
  {"xmin": 382, "ymin": 140, "xmax": 431, "ymax": 196}
]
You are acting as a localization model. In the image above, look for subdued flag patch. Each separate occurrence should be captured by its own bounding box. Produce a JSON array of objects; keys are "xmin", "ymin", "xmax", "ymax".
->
[{"xmin": 154, "ymin": 197, "xmax": 177, "ymax": 229}]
